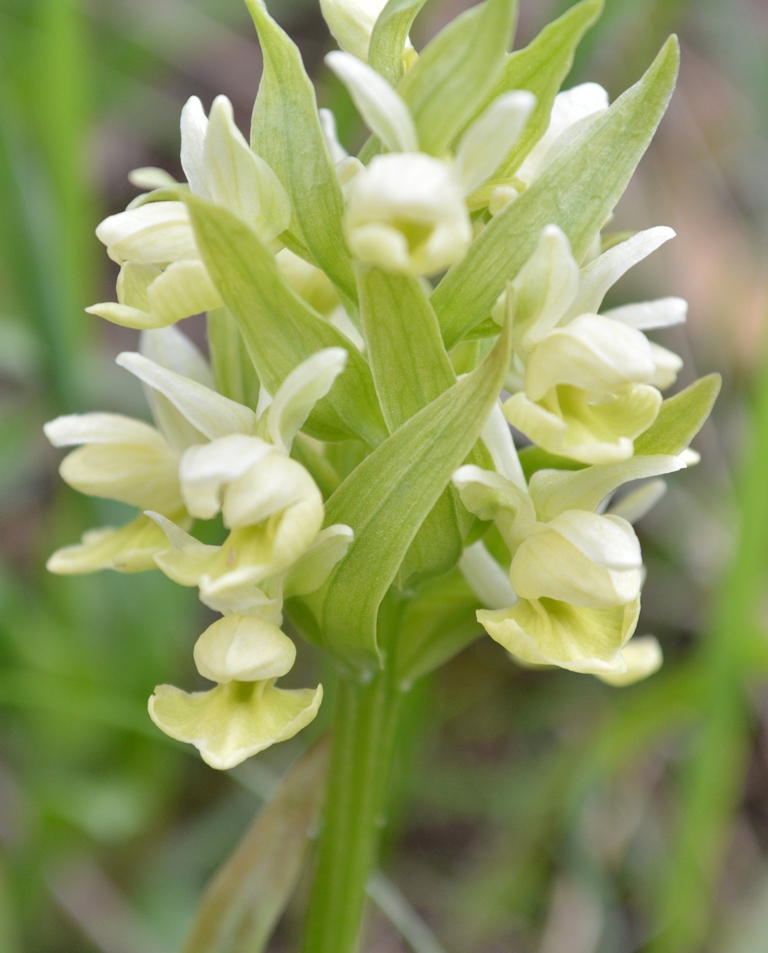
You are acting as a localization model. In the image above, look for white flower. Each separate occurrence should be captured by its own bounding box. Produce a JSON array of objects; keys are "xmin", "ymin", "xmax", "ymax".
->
[
  {"xmin": 494, "ymin": 225, "xmax": 686, "ymax": 463},
  {"xmin": 44, "ymin": 327, "xmax": 218, "ymax": 574},
  {"xmin": 149, "ymin": 615, "xmax": 322, "ymax": 770},
  {"xmin": 89, "ymin": 96, "xmax": 290, "ymax": 330},
  {"xmin": 453, "ymin": 457, "xmax": 683, "ymax": 679},
  {"xmin": 345, "ymin": 153, "xmax": 472, "ymax": 275},
  {"xmin": 326, "ymin": 52, "xmax": 533, "ymax": 276}
]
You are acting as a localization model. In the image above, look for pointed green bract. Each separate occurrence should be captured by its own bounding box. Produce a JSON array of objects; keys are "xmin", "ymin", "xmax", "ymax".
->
[
  {"xmin": 397, "ymin": 0, "xmax": 518, "ymax": 156},
  {"xmin": 185, "ymin": 196, "xmax": 387, "ymax": 447},
  {"xmin": 357, "ymin": 267, "xmax": 478, "ymax": 583},
  {"xmin": 244, "ymin": 0, "xmax": 357, "ymax": 305},
  {"xmin": 469, "ymin": 0, "xmax": 602, "ymax": 207},
  {"xmin": 432, "ymin": 35, "xmax": 680, "ymax": 348},
  {"xmin": 358, "ymin": 267, "xmax": 455, "ymax": 430},
  {"xmin": 302, "ymin": 321, "xmax": 512, "ymax": 671},
  {"xmin": 181, "ymin": 739, "xmax": 329, "ymax": 953},
  {"xmin": 634, "ymin": 373, "xmax": 721, "ymax": 456},
  {"xmin": 368, "ymin": 0, "xmax": 428, "ymax": 85}
]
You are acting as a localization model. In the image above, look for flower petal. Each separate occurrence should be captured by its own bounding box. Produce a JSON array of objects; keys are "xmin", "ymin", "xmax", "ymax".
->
[
  {"xmin": 459, "ymin": 540, "xmax": 517, "ymax": 610},
  {"xmin": 320, "ymin": 0, "xmax": 388, "ymax": 61},
  {"xmin": 568, "ymin": 227, "xmax": 675, "ymax": 318},
  {"xmin": 267, "ymin": 347, "xmax": 348, "ymax": 453},
  {"xmin": 149, "ymin": 679, "xmax": 323, "ymax": 769},
  {"xmin": 180, "ymin": 96, "xmax": 210, "ymax": 198},
  {"xmin": 517, "ymin": 83, "xmax": 609, "ymax": 185},
  {"xmin": 603, "ymin": 296, "xmax": 687, "ymax": 330},
  {"xmin": 493, "ymin": 225, "xmax": 579, "ymax": 357},
  {"xmin": 509, "ymin": 513, "xmax": 641, "ymax": 609},
  {"xmin": 116, "ymin": 352, "xmax": 258, "ymax": 440},
  {"xmin": 95, "ymin": 202, "xmax": 197, "ymax": 265},
  {"xmin": 203, "ymin": 96, "xmax": 291, "ymax": 244},
  {"xmin": 452, "ymin": 464, "xmax": 536, "ymax": 551},
  {"xmin": 528, "ymin": 454, "xmax": 684, "ymax": 521},
  {"xmin": 146, "ymin": 259, "xmax": 223, "ymax": 325},
  {"xmin": 596, "ymin": 634, "xmax": 662, "ymax": 686},
  {"xmin": 525, "ymin": 314, "xmax": 656, "ymax": 401},
  {"xmin": 47, "ymin": 513, "xmax": 177, "ymax": 575},
  {"xmin": 607, "ymin": 478, "xmax": 667, "ymax": 524},
  {"xmin": 648, "ymin": 341, "xmax": 683, "ymax": 390},
  {"xmin": 58, "ymin": 438, "xmax": 181, "ymax": 514},
  {"xmin": 455, "ymin": 91, "xmax": 536, "ymax": 195},
  {"xmin": 140, "ymin": 326, "xmax": 214, "ymax": 451},
  {"xmin": 326, "ymin": 51, "xmax": 418, "ymax": 153},
  {"xmin": 193, "ymin": 615, "xmax": 296, "ymax": 683},
  {"xmin": 221, "ymin": 453, "xmax": 323, "ymax": 536},
  {"xmin": 283, "ymin": 524, "xmax": 354, "ymax": 597},
  {"xmin": 481, "ymin": 402, "xmax": 526, "ymax": 489},
  {"xmin": 479, "ymin": 595, "xmax": 640, "ymax": 674},
  {"xmin": 344, "ymin": 152, "xmax": 471, "ymax": 276},
  {"xmin": 44, "ymin": 412, "xmax": 165, "ymax": 449},
  {"xmin": 179, "ymin": 435, "xmax": 275, "ymax": 520},
  {"xmin": 504, "ymin": 383, "xmax": 662, "ymax": 465}
]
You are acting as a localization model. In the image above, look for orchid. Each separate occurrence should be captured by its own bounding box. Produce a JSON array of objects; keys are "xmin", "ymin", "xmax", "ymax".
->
[{"xmin": 43, "ymin": 0, "xmax": 721, "ymax": 948}]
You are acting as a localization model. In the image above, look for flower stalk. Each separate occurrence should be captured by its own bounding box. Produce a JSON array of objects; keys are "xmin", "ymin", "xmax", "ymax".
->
[{"xmin": 302, "ymin": 664, "xmax": 403, "ymax": 953}]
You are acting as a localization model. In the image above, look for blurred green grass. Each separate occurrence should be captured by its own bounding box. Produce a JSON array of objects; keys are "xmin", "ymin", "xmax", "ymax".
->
[{"xmin": 1, "ymin": 1, "xmax": 768, "ymax": 951}]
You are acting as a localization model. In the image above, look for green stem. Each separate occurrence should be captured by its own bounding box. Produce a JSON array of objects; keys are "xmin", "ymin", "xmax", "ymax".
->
[{"xmin": 301, "ymin": 665, "xmax": 402, "ymax": 953}]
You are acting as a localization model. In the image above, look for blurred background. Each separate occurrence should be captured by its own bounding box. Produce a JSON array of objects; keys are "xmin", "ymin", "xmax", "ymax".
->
[{"xmin": 1, "ymin": 0, "xmax": 767, "ymax": 950}]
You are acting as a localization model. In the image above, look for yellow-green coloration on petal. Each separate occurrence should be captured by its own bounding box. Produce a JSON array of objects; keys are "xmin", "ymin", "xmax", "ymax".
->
[
  {"xmin": 595, "ymin": 635, "xmax": 662, "ymax": 686},
  {"xmin": 88, "ymin": 259, "xmax": 222, "ymax": 331},
  {"xmin": 344, "ymin": 153, "xmax": 471, "ymax": 276},
  {"xmin": 479, "ymin": 595, "xmax": 640, "ymax": 675},
  {"xmin": 149, "ymin": 614, "xmax": 323, "ymax": 769},
  {"xmin": 193, "ymin": 615, "xmax": 296, "ymax": 683},
  {"xmin": 149, "ymin": 680, "xmax": 323, "ymax": 770},
  {"xmin": 47, "ymin": 513, "xmax": 184, "ymax": 575},
  {"xmin": 504, "ymin": 382, "xmax": 662, "ymax": 464}
]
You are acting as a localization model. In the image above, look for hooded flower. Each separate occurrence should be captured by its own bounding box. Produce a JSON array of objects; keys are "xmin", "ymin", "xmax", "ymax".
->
[
  {"xmin": 149, "ymin": 615, "xmax": 322, "ymax": 769},
  {"xmin": 453, "ymin": 453, "xmax": 687, "ymax": 679},
  {"xmin": 44, "ymin": 327, "xmax": 229, "ymax": 573},
  {"xmin": 88, "ymin": 95, "xmax": 290, "ymax": 330},
  {"xmin": 496, "ymin": 225, "xmax": 686, "ymax": 464},
  {"xmin": 148, "ymin": 349, "xmax": 354, "ymax": 621},
  {"xmin": 324, "ymin": 52, "xmax": 534, "ymax": 276}
]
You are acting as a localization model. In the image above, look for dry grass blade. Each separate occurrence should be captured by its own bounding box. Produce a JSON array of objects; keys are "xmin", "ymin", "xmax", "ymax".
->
[{"xmin": 182, "ymin": 738, "xmax": 330, "ymax": 953}]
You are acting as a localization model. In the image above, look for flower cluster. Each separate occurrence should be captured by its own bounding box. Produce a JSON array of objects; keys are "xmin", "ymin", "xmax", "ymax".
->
[
  {"xmin": 46, "ymin": 0, "xmax": 714, "ymax": 769},
  {"xmin": 46, "ymin": 331, "xmax": 352, "ymax": 768}
]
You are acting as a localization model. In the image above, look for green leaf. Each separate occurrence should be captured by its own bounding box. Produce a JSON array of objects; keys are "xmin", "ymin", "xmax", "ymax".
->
[
  {"xmin": 181, "ymin": 739, "xmax": 329, "ymax": 953},
  {"xmin": 244, "ymin": 0, "xmax": 357, "ymax": 307},
  {"xmin": 358, "ymin": 267, "xmax": 456, "ymax": 431},
  {"xmin": 468, "ymin": 0, "xmax": 603, "ymax": 208},
  {"xmin": 303, "ymin": 320, "xmax": 512, "ymax": 671},
  {"xmin": 357, "ymin": 267, "xmax": 482, "ymax": 584},
  {"xmin": 368, "ymin": 0, "xmax": 428, "ymax": 86},
  {"xmin": 432, "ymin": 35, "xmax": 680, "ymax": 348},
  {"xmin": 634, "ymin": 373, "xmax": 721, "ymax": 456},
  {"xmin": 395, "ymin": 568, "xmax": 483, "ymax": 687},
  {"xmin": 185, "ymin": 196, "xmax": 387, "ymax": 447},
  {"xmin": 397, "ymin": 0, "xmax": 518, "ymax": 156}
]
